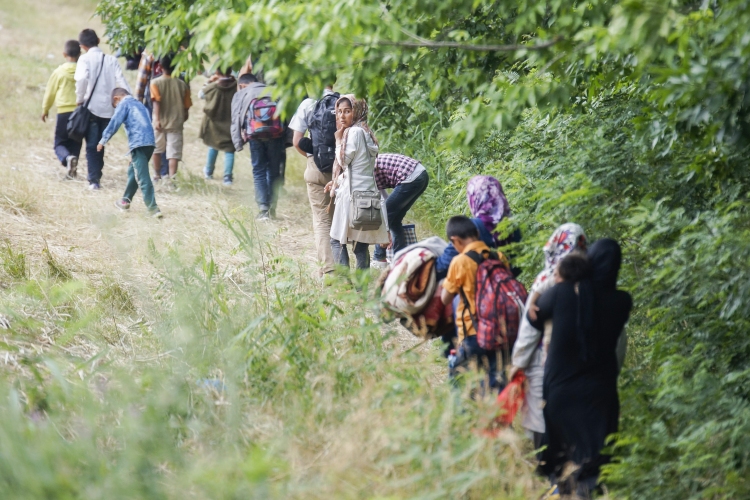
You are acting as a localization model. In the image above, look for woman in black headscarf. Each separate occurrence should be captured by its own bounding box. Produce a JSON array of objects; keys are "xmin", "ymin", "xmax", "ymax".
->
[{"xmin": 529, "ymin": 239, "xmax": 632, "ymax": 496}]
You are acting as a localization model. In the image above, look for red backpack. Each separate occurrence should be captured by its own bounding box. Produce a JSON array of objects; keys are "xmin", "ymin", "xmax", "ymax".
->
[
  {"xmin": 243, "ymin": 96, "xmax": 285, "ymax": 141},
  {"xmin": 460, "ymin": 251, "xmax": 528, "ymax": 351}
]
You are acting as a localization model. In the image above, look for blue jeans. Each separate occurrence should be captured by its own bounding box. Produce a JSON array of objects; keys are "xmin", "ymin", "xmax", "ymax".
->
[
  {"xmin": 331, "ymin": 239, "xmax": 370, "ymax": 270},
  {"xmin": 204, "ymin": 148, "xmax": 235, "ymax": 179},
  {"xmin": 122, "ymin": 146, "xmax": 157, "ymax": 211},
  {"xmin": 54, "ymin": 112, "xmax": 82, "ymax": 166},
  {"xmin": 84, "ymin": 115, "xmax": 110, "ymax": 184},
  {"xmin": 249, "ymin": 137, "xmax": 285, "ymax": 210},
  {"xmin": 374, "ymin": 170, "xmax": 429, "ymax": 260}
]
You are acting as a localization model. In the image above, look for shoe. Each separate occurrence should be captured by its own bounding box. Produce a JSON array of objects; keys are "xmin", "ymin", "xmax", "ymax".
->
[
  {"xmin": 223, "ymin": 176, "xmax": 233, "ymax": 186},
  {"xmin": 204, "ymin": 170, "xmax": 213, "ymax": 180},
  {"xmin": 152, "ymin": 176, "xmax": 162, "ymax": 185},
  {"xmin": 114, "ymin": 198, "xmax": 131, "ymax": 210},
  {"xmin": 88, "ymin": 183, "xmax": 100, "ymax": 190},
  {"xmin": 150, "ymin": 208, "xmax": 163, "ymax": 219},
  {"xmin": 256, "ymin": 210, "xmax": 270, "ymax": 221},
  {"xmin": 371, "ymin": 260, "xmax": 388, "ymax": 270},
  {"xmin": 269, "ymin": 208, "xmax": 277, "ymax": 219},
  {"xmin": 66, "ymin": 156, "xmax": 78, "ymax": 178}
]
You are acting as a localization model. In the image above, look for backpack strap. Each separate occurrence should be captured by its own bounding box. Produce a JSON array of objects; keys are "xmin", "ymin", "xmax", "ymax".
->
[
  {"xmin": 464, "ymin": 250, "xmax": 485, "ymax": 266},
  {"xmin": 458, "ymin": 287, "xmax": 479, "ymax": 335}
]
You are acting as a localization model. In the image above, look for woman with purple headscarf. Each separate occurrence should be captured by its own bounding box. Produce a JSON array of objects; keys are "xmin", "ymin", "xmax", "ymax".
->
[{"xmin": 435, "ymin": 175, "xmax": 522, "ymax": 280}]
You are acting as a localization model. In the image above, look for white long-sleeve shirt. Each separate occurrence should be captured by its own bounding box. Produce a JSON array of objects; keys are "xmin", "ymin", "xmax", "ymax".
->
[{"xmin": 74, "ymin": 47, "xmax": 131, "ymax": 119}]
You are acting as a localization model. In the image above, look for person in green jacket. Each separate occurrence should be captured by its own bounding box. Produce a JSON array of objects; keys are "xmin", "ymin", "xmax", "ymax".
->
[
  {"xmin": 42, "ymin": 40, "xmax": 81, "ymax": 178},
  {"xmin": 199, "ymin": 66, "xmax": 237, "ymax": 185}
]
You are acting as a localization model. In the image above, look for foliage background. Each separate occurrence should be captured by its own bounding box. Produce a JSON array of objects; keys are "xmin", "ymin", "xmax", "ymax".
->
[{"xmin": 22, "ymin": 0, "xmax": 750, "ymax": 497}]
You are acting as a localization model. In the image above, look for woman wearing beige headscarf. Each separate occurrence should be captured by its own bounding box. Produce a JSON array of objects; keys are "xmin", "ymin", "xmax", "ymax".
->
[{"xmin": 325, "ymin": 95, "xmax": 388, "ymax": 269}]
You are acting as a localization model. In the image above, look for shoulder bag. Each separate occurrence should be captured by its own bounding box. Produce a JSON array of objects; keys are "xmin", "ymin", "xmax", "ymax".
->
[
  {"xmin": 67, "ymin": 53, "xmax": 105, "ymax": 142},
  {"xmin": 348, "ymin": 156, "xmax": 383, "ymax": 231}
]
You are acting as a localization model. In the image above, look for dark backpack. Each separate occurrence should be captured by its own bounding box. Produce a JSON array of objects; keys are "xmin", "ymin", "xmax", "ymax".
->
[
  {"xmin": 309, "ymin": 92, "xmax": 340, "ymax": 173},
  {"xmin": 460, "ymin": 251, "xmax": 528, "ymax": 352}
]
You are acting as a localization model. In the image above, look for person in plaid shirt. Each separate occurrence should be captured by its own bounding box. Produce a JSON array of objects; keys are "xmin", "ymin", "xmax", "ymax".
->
[{"xmin": 373, "ymin": 153, "xmax": 429, "ymax": 262}]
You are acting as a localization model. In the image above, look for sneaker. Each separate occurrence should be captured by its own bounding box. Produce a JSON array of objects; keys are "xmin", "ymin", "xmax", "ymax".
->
[
  {"xmin": 371, "ymin": 260, "xmax": 388, "ymax": 270},
  {"xmin": 66, "ymin": 156, "xmax": 78, "ymax": 178},
  {"xmin": 223, "ymin": 176, "xmax": 233, "ymax": 186},
  {"xmin": 256, "ymin": 210, "xmax": 270, "ymax": 221},
  {"xmin": 204, "ymin": 174, "xmax": 213, "ymax": 180},
  {"xmin": 88, "ymin": 183, "xmax": 100, "ymax": 190},
  {"xmin": 152, "ymin": 176, "xmax": 162, "ymax": 185},
  {"xmin": 150, "ymin": 208, "xmax": 163, "ymax": 219},
  {"xmin": 114, "ymin": 198, "xmax": 131, "ymax": 210}
]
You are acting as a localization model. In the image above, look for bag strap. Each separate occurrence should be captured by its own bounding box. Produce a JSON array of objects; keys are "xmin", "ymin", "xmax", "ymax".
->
[
  {"xmin": 465, "ymin": 250, "xmax": 485, "ymax": 265},
  {"xmin": 458, "ymin": 287, "xmax": 479, "ymax": 334},
  {"xmin": 83, "ymin": 53, "xmax": 106, "ymax": 109}
]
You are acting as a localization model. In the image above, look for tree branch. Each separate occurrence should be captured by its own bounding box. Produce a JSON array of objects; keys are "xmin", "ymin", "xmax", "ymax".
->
[{"xmin": 368, "ymin": 36, "xmax": 563, "ymax": 52}]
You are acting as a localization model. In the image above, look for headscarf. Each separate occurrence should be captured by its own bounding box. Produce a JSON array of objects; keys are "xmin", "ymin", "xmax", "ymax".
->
[
  {"xmin": 577, "ymin": 238, "xmax": 622, "ymax": 361},
  {"xmin": 466, "ymin": 176, "xmax": 511, "ymax": 247},
  {"xmin": 531, "ymin": 223, "xmax": 587, "ymax": 294},
  {"xmin": 336, "ymin": 94, "xmax": 378, "ymax": 168}
]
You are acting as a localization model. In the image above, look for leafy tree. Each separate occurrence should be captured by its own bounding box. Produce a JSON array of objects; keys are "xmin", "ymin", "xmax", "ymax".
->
[{"xmin": 97, "ymin": 0, "xmax": 750, "ymax": 496}]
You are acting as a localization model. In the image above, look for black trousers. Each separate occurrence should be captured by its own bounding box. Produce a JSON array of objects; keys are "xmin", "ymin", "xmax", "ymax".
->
[{"xmin": 54, "ymin": 112, "xmax": 82, "ymax": 166}]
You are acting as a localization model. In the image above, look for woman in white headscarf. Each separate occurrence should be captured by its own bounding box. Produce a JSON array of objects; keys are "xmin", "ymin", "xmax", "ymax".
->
[{"xmin": 508, "ymin": 223, "xmax": 587, "ymax": 447}]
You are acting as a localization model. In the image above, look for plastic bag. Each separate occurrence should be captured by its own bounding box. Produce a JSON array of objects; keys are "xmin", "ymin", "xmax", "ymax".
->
[{"xmin": 495, "ymin": 371, "xmax": 526, "ymax": 426}]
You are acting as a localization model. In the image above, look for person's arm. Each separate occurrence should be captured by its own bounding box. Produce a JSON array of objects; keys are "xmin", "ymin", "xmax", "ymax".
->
[
  {"xmin": 238, "ymin": 55, "xmax": 253, "ymax": 77},
  {"xmin": 96, "ymin": 103, "xmax": 126, "ymax": 150},
  {"xmin": 41, "ymin": 71, "xmax": 58, "ymax": 121},
  {"xmin": 113, "ymin": 56, "xmax": 131, "ymax": 93},
  {"xmin": 526, "ymin": 291, "xmax": 540, "ymax": 321},
  {"xmin": 528, "ymin": 286, "xmax": 555, "ymax": 330},
  {"xmin": 441, "ymin": 260, "xmax": 463, "ymax": 305},
  {"xmin": 74, "ymin": 55, "xmax": 88, "ymax": 105},
  {"xmin": 292, "ymin": 130, "xmax": 307, "ymax": 157},
  {"xmin": 150, "ymin": 82, "xmax": 162, "ymax": 130},
  {"xmin": 134, "ymin": 54, "xmax": 152, "ymax": 102},
  {"xmin": 183, "ymin": 87, "xmax": 192, "ymax": 121}
]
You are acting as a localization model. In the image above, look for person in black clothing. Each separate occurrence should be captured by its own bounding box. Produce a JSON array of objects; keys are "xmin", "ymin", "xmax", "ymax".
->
[{"xmin": 530, "ymin": 238, "xmax": 632, "ymax": 498}]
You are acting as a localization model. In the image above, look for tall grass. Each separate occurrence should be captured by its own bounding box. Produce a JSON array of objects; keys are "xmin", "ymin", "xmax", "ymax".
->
[{"xmin": 0, "ymin": 214, "xmax": 541, "ymax": 499}]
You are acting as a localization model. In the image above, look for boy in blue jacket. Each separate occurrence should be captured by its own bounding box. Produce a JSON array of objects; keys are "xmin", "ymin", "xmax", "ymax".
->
[{"xmin": 97, "ymin": 88, "xmax": 162, "ymax": 218}]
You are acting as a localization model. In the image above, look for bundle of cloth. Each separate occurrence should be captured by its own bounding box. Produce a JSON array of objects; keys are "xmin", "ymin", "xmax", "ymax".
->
[{"xmin": 379, "ymin": 237, "xmax": 454, "ymax": 339}]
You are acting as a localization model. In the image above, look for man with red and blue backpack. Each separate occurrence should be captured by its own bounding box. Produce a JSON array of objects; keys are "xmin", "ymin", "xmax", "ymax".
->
[
  {"xmin": 441, "ymin": 215, "xmax": 527, "ymax": 393},
  {"xmin": 231, "ymin": 73, "xmax": 285, "ymax": 220}
]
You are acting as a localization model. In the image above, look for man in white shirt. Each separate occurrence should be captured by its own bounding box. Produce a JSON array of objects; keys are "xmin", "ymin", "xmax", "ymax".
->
[
  {"xmin": 289, "ymin": 86, "xmax": 338, "ymax": 275},
  {"xmin": 75, "ymin": 29, "xmax": 131, "ymax": 189}
]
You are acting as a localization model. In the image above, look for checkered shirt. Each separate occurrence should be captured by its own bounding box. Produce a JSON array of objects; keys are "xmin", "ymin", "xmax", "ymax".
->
[{"xmin": 374, "ymin": 154, "xmax": 420, "ymax": 190}]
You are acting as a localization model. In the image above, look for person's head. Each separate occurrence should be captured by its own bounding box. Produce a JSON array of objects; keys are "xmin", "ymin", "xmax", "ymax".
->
[
  {"xmin": 466, "ymin": 175, "xmax": 510, "ymax": 243},
  {"xmin": 63, "ymin": 40, "xmax": 81, "ymax": 61},
  {"xmin": 554, "ymin": 251, "xmax": 591, "ymax": 284},
  {"xmin": 160, "ymin": 54, "xmax": 174, "ymax": 75},
  {"xmin": 336, "ymin": 97, "xmax": 353, "ymax": 129},
  {"xmin": 216, "ymin": 65, "xmax": 233, "ymax": 77},
  {"xmin": 446, "ymin": 215, "xmax": 480, "ymax": 253},
  {"xmin": 78, "ymin": 29, "xmax": 99, "ymax": 50},
  {"xmin": 587, "ymin": 238, "xmax": 622, "ymax": 290},
  {"xmin": 237, "ymin": 73, "xmax": 257, "ymax": 89},
  {"xmin": 110, "ymin": 87, "xmax": 131, "ymax": 108}
]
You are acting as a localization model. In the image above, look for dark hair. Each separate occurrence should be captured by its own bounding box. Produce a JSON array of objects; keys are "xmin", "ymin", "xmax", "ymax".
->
[
  {"xmin": 557, "ymin": 251, "xmax": 591, "ymax": 283},
  {"xmin": 238, "ymin": 73, "xmax": 257, "ymax": 85},
  {"xmin": 64, "ymin": 40, "xmax": 81, "ymax": 58},
  {"xmin": 337, "ymin": 97, "xmax": 352, "ymax": 108},
  {"xmin": 110, "ymin": 87, "xmax": 130, "ymax": 107},
  {"xmin": 78, "ymin": 29, "xmax": 99, "ymax": 48},
  {"xmin": 446, "ymin": 216, "xmax": 479, "ymax": 241},
  {"xmin": 160, "ymin": 54, "xmax": 174, "ymax": 74},
  {"xmin": 218, "ymin": 65, "xmax": 233, "ymax": 77}
]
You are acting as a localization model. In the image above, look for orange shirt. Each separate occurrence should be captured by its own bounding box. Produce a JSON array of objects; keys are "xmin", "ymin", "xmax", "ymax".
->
[{"xmin": 443, "ymin": 240, "xmax": 491, "ymax": 342}]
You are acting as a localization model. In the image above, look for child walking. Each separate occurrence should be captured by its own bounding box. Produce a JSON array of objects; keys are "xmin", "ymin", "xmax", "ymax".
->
[
  {"xmin": 97, "ymin": 88, "xmax": 162, "ymax": 218},
  {"xmin": 42, "ymin": 40, "xmax": 81, "ymax": 178},
  {"xmin": 199, "ymin": 66, "xmax": 237, "ymax": 185},
  {"xmin": 150, "ymin": 54, "xmax": 191, "ymax": 186}
]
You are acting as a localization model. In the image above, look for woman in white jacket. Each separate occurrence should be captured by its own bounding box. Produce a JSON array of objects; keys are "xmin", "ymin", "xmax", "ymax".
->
[
  {"xmin": 325, "ymin": 95, "xmax": 388, "ymax": 269},
  {"xmin": 509, "ymin": 223, "xmax": 587, "ymax": 447}
]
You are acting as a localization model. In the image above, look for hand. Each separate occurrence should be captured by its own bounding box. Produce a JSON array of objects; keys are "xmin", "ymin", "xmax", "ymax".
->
[
  {"xmin": 528, "ymin": 304, "xmax": 539, "ymax": 322},
  {"xmin": 334, "ymin": 121, "xmax": 345, "ymax": 142},
  {"xmin": 41, "ymin": 113, "xmax": 47, "ymax": 122},
  {"xmin": 76, "ymin": 102, "xmax": 83, "ymax": 106},
  {"xmin": 508, "ymin": 365, "xmax": 522, "ymax": 382},
  {"xmin": 96, "ymin": 144, "xmax": 103, "ymax": 152},
  {"xmin": 324, "ymin": 181, "xmax": 334, "ymax": 193},
  {"xmin": 154, "ymin": 120, "xmax": 162, "ymax": 132}
]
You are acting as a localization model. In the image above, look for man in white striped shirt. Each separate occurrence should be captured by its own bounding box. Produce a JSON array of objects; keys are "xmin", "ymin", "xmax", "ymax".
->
[{"xmin": 74, "ymin": 29, "xmax": 131, "ymax": 189}]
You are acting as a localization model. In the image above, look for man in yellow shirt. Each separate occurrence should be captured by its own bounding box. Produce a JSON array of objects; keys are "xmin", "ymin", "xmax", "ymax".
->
[
  {"xmin": 41, "ymin": 40, "xmax": 81, "ymax": 178},
  {"xmin": 441, "ymin": 215, "xmax": 502, "ymax": 391}
]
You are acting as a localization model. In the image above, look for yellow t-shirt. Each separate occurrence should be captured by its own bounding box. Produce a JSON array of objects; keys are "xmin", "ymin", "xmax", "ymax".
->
[{"xmin": 443, "ymin": 240, "xmax": 491, "ymax": 343}]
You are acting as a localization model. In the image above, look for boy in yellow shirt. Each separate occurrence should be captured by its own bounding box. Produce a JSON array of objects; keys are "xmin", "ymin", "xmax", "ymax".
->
[
  {"xmin": 42, "ymin": 40, "xmax": 81, "ymax": 178},
  {"xmin": 441, "ymin": 215, "xmax": 502, "ymax": 391}
]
